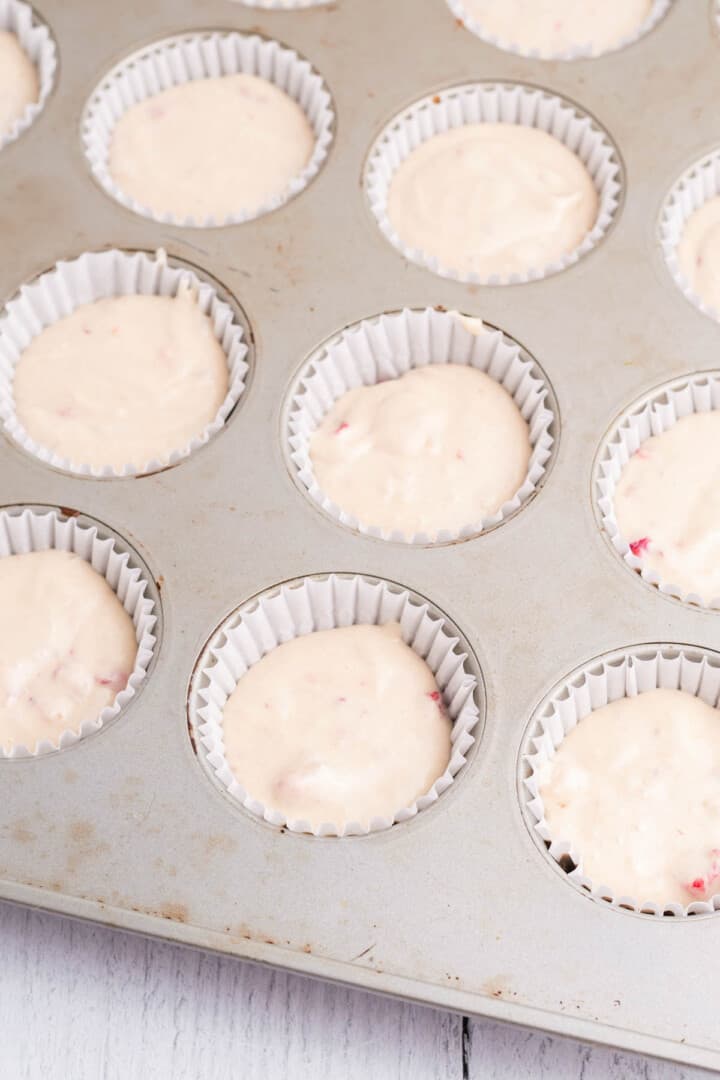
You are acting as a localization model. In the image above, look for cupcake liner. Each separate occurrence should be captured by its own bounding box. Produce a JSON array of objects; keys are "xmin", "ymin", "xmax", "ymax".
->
[
  {"xmin": 659, "ymin": 148, "xmax": 720, "ymax": 322},
  {"xmin": 0, "ymin": 248, "xmax": 250, "ymax": 478},
  {"xmin": 189, "ymin": 573, "xmax": 482, "ymax": 837},
  {"xmin": 520, "ymin": 644, "xmax": 720, "ymax": 917},
  {"xmin": 0, "ymin": 506, "xmax": 158, "ymax": 758},
  {"xmin": 0, "ymin": 0, "xmax": 57, "ymax": 151},
  {"xmin": 364, "ymin": 82, "xmax": 622, "ymax": 285},
  {"xmin": 81, "ymin": 31, "xmax": 335, "ymax": 228},
  {"xmin": 595, "ymin": 371, "xmax": 720, "ymax": 609},
  {"xmin": 285, "ymin": 308, "xmax": 556, "ymax": 544},
  {"xmin": 446, "ymin": 1, "xmax": 673, "ymax": 61}
]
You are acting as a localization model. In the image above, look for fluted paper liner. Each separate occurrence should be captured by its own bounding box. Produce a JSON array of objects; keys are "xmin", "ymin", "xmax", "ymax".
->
[
  {"xmin": 190, "ymin": 574, "xmax": 482, "ymax": 837},
  {"xmin": 82, "ymin": 31, "xmax": 334, "ymax": 227},
  {"xmin": 0, "ymin": 506, "xmax": 158, "ymax": 758},
  {"xmin": 446, "ymin": 0, "xmax": 672, "ymax": 61},
  {"xmin": 660, "ymin": 148, "xmax": 720, "ymax": 322},
  {"xmin": 0, "ymin": 0, "xmax": 57, "ymax": 151},
  {"xmin": 0, "ymin": 248, "xmax": 250, "ymax": 478},
  {"xmin": 595, "ymin": 371, "xmax": 720, "ymax": 609},
  {"xmin": 365, "ymin": 82, "xmax": 622, "ymax": 285},
  {"xmin": 285, "ymin": 308, "xmax": 556, "ymax": 544},
  {"xmin": 521, "ymin": 645, "xmax": 720, "ymax": 917}
]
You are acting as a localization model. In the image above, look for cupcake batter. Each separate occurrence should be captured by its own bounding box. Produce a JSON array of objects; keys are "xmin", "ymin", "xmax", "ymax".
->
[
  {"xmin": 459, "ymin": 0, "xmax": 652, "ymax": 56},
  {"xmin": 387, "ymin": 124, "xmax": 598, "ymax": 278},
  {"xmin": 0, "ymin": 550, "xmax": 138, "ymax": 752},
  {"xmin": 539, "ymin": 689, "xmax": 720, "ymax": 906},
  {"xmin": 309, "ymin": 364, "xmax": 531, "ymax": 535},
  {"xmin": 222, "ymin": 623, "xmax": 451, "ymax": 829},
  {"xmin": 13, "ymin": 284, "xmax": 228, "ymax": 472},
  {"xmin": 613, "ymin": 411, "xmax": 720, "ymax": 603},
  {"xmin": 0, "ymin": 30, "xmax": 39, "ymax": 140},
  {"xmin": 108, "ymin": 73, "xmax": 314, "ymax": 221},
  {"xmin": 677, "ymin": 196, "xmax": 720, "ymax": 312}
]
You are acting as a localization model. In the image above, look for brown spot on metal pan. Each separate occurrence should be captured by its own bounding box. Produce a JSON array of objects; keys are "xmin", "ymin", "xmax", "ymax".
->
[
  {"xmin": 10, "ymin": 821, "xmax": 36, "ymax": 844},
  {"xmin": 130, "ymin": 902, "xmax": 189, "ymax": 923},
  {"xmin": 68, "ymin": 821, "xmax": 95, "ymax": 843}
]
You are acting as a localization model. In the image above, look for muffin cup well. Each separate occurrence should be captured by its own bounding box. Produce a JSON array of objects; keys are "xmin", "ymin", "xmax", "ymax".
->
[
  {"xmin": 189, "ymin": 574, "xmax": 482, "ymax": 837},
  {"xmin": 0, "ymin": 248, "xmax": 250, "ymax": 478},
  {"xmin": 0, "ymin": 506, "xmax": 158, "ymax": 758},
  {"xmin": 285, "ymin": 308, "xmax": 556, "ymax": 544},
  {"xmin": 446, "ymin": 0, "xmax": 673, "ymax": 61},
  {"xmin": 364, "ymin": 82, "xmax": 622, "ymax": 285},
  {"xmin": 521, "ymin": 644, "xmax": 720, "ymax": 917},
  {"xmin": 659, "ymin": 148, "xmax": 720, "ymax": 322},
  {"xmin": 595, "ymin": 371, "xmax": 720, "ymax": 609},
  {"xmin": 81, "ymin": 31, "xmax": 335, "ymax": 228},
  {"xmin": 0, "ymin": 0, "xmax": 57, "ymax": 151}
]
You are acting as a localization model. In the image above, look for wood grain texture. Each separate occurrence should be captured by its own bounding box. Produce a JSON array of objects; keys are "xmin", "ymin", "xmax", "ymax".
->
[
  {"xmin": 0, "ymin": 902, "xmax": 461, "ymax": 1080},
  {"xmin": 0, "ymin": 900, "xmax": 710, "ymax": 1079},
  {"xmin": 464, "ymin": 1019, "xmax": 712, "ymax": 1080}
]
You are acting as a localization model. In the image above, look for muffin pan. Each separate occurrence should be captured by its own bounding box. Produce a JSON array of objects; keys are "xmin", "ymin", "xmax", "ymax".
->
[{"xmin": 2, "ymin": 0, "xmax": 720, "ymax": 1070}]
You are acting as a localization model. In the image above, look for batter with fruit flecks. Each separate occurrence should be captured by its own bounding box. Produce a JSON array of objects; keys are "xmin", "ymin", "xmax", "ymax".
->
[
  {"xmin": 459, "ymin": 0, "xmax": 652, "ymax": 56},
  {"xmin": 539, "ymin": 688, "xmax": 720, "ymax": 906},
  {"xmin": 0, "ymin": 550, "xmax": 137, "ymax": 752},
  {"xmin": 613, "ymin": 411, "xmax": 720, "ymax": 603},
  {"xmin": 221, "ymin": 623, "xmax": 451, "ymax": 829},
  {"xmin": 12, "ymin": 284, "xmax": 228, "ymax": 472},
  {"xmin": 309, "ymin": 364, "xmax": 531, "ymax": 536}
]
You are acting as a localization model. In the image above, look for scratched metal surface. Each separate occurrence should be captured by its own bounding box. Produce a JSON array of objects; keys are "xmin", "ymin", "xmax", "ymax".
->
[{"xmin": 1, "ymin": 0, "xmax": 720, "ymax": 1070}]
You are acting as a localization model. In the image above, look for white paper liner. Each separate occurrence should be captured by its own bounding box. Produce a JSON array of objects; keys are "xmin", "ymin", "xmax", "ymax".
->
[
  {"xmin": 446, "ymin": 1, "xmax": 673, "ymax": 61},
  {"xmin": 365, "ymin": 83, "xmax": 622, "ymax": 286},
  {"xmin": 595, "ymin": 371, "xmax": 720, "ymax": 609},
  {"xmin": 0, "ymin": 248, "xmax": 250, "ymax": 478},
  {"xmin": 0, "ymin": 1, "xmax": 57, "ymax": 152},
  {"xmin": 81, "ymin": 31, "xmax": 335, "ymax": 228},
  {"xmin": 189, "ymin": 574, "xmax": 482, "ymax": 837},
  {"xmin": 521, "ymin": 644, "xmax": 720, "ymax": 917},
  {"xmin": 284, "ymin": 309, "xmax": 556, "ymax": 544},
  {"xmin": 659, "ymin": 148, "xmax": 720, "ymax": 322},
  {"xmin": 0, "ymin": 506, "xmax": 158, "ymax": 758}
]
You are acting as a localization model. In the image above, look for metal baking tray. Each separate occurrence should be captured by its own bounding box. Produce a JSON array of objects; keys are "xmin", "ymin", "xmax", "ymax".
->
[{"xmin": 2, "ymin": 0, "xmax": 720, "ymax": 1069}]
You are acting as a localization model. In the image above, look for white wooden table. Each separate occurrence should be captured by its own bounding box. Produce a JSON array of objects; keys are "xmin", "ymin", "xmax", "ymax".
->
[{"xmin": 0, "ymin": 900, "xmax": 708, "ymax": 1079}]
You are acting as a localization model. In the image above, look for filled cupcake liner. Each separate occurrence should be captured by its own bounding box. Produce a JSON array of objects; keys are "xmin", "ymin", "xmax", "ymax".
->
[
  {"xmin": 81, "ymin": 31, "xmax": 335, "ymax": 228},
  {"xmin": 0, "ymin": 248, "xmax": 250, "ymax": 478},
  {"xmin": 521, "ymin": 644, "xmax": 720, "ymax": 917},
  {"xmin": 0, "ymin": 506, "xmax": 158, "ymax": 758},
  {"xmin": 0, "ymin": 0, "xmax": 57, "ymax": 151},
  {"xmin": 189, "ymin": 573, "xmax": 482, "ymax": 837},
  {"xmin": 595, "ymin": 371, "xmax": 720, "ymax": 609},
  {"xmin": 285, "ymin": 308, "xmax": 556, "ymax": 544},
  {"xmin": 659, "ymin": 148, "xmax": 720, "ymax": 322},
  {"xmin": 365, "ymin": 82, "xmax": 622, "ymax": 286},
  {"xmin": 446, "ymin": 0, "xmax": 673, "ymax": 61}
]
